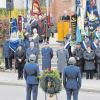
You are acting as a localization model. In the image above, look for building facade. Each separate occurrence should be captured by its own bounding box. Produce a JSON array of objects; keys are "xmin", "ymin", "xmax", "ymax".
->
[{"xmin": 50, "ymin": 0, "xmax": 76, "ymax": 21}]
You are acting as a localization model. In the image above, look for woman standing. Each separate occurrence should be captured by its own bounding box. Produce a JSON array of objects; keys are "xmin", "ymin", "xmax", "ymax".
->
[{"xmin": 83, "ymin": 45, "xmax": 95, "ymax": 79}]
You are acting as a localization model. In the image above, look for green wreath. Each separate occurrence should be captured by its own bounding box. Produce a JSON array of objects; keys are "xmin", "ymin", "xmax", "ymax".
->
[{"xmin": 40, "ymin": 70, "xmax": 62, "ymax": 95}]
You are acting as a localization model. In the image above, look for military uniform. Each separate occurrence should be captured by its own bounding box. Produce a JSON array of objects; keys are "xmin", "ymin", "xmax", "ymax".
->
[
  {"xmin": 24, "ymin": 62, "xmax": 39, "ymax": 100},
  {"xmin": 41, "ymin": 47, "xmax": 53, "ymax": 70},
  {"xmin": 22, "ymin": 38, "xmax": 30, "ymax": 51},
  {"xmin": 63, "ymin": 65, "xmax": 81, "ymax": 100},
  {"xmin": 95, "ymin": 46, "xmax": 100, "ymax": 79},
  {"xmin": 3, "ymin": 40, "xmax": 12, "ymax": 70},
  {"xmin": 83, "ymin": 50, "xmax": 95, "ymax": 79},
  {"xmin": 26, "ymin": 47, "xmax": 39, "ymax": 63}
]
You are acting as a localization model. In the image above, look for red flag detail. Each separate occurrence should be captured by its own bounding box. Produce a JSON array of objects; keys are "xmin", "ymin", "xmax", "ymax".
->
[{"xmin": 31, "ymin": 0, "xmax": 41, "ymax": 16}]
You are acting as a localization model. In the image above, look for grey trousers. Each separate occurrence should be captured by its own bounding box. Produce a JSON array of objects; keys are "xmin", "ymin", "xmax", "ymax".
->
[
  {"xmin": 97, "ymin": 63, "xmax": 100, "ymax": 78},
  {"xmin": 66, "ymin": 89, "xmax": 79, "ymax": 100},
  {"xmin": 26, "ymin": 84, "xmax": 38, "ymax": 100}
]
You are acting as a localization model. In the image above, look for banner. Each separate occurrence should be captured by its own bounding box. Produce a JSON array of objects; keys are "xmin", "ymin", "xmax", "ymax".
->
[
  {"xmin": 18, "ymin": 15, "xmax": 22, "ymax": 32},
  {"xmin": 46, "ymin": 0, "xmax": 51, "ymax": 26},
  {"xmin": 9, "ymin": 18, "xmax": 19, "ymax": 52},
  {"xmin": 6, "ymin": 0, "xmax": 14, "ymax": 11},
  {"xmin": 10, "ymin": 18, "xmax": 18, "ymax": 33},
  {"xmin": 86, "ymin": 0, "xmax": 100, "ymax": 32},
  {"xmin": 31, "ymin": 0, "xmax": 41, "ymax": 16}
]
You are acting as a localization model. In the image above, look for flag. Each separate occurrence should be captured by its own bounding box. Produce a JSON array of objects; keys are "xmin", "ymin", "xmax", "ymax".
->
[
  {"xmin": 76, "ymin": 25, "xmax": 82, "ymax": 43},
  {"xmin": 76, "ymin": 1, "xmax": 82, "ymax": 43},
  {"xmin": 31, "ymin": 0, "xmax": 41, "ymax": 16},
  {"xmin": 6, "ymin": 0, "xmax": 14, "ymax": 11},
  {"xmin": 46, "ymin": 0, "xmax": 51, "ymax": 26},
  {"xmin": 86, "ymin": 0, "xmax": 100, "ymax": 32},
  {"xmin": 47, "ymin": 10, "xmax": 51, "ymax": 27},
  {"xmin": 10, "ymin": 18, "xmax": 18, "ymax": 33},
  {"xmin": 9, "ymin": 18, "xmax": 19, "ymax": 52},
  {"xmin": 26, "ymin": 0, "xmax": 31, "ymax": 15},
  {"xmin": 26, "ymin": 0, "xmax": 29, "ymax": 11},
  {"xmin": 18, "ymin": 15, "xmax": 22, "ymax": 32}
]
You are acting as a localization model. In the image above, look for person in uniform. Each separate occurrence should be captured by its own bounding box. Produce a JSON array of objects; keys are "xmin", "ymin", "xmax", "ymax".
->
[
  {"xmin": 57, "ymin": 44, "xmax": 69, "ymax": 78},
  {"xmin": 63, "ymin": 57, "xmax": 81, "ymax": 100},
  {"xmin": 22, "ymin": 32, "xmax": 30, "ymax": 51},
  {"xmin": 62, "ymin": 10, "xmax": 70, "ymax": 21},
  {"xmin": 24, "ymin": 54, "xmax": 39, "ymax": 100},
  {"xmin": 15, "ymin": 44, "xmax": 26, "ymax": 79},
  {"xmin": 73, "ymin": 43, "xmax": 84, "ymax": 75},
  {"xmin": 26, "ymin": 42, "xmax": 39, "ymax": 63},
  {"xmin": 41, "ymin": 42, "xmax": 53, "ymax": 70},
  {"xmin": 95, "ymin": 41, "xmax": 100, "ymax": 79},
  {"xmin": 83, "ymin": 45, "xmax": 95, "ymax": 79},
  {"xmin": 81, "ymin": 35, "xmax": 91, "ymax": 51},
  {"xmin": 3, "ymin": 36, "xmax": 11, "ymax": 70}
]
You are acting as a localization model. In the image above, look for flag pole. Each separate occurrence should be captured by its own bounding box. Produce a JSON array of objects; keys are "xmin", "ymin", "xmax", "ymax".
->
[{"xmin": 46, "ymin": 0, "xmax": 49, "ymax": 41}]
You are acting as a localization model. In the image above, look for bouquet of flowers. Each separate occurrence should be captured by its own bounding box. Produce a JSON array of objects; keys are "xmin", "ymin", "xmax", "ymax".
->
[{"xmin": 40, "ymin": 70, "xmax": 62, "ymax": 96}]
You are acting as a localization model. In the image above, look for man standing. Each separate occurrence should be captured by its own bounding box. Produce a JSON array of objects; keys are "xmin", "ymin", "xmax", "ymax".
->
[
  {"xmin": 3, "ymin": 36, "xmax": 12, "ymax": 70},
  {"xmin": 15, "ymin": 44, "xmax": 26, "ymax": 79},
  {"xmin": 63, "ymin": 57, "xmax": 81, "ymax": 100},
  {"xmin": 62, "ymin": 10, "xmax": 70, "ymax": 21},
  {"xmin": 73, "ymin": 43, "xmax": 84, "ymax": 75},
  {"xmin": 26, "ymin": 42, "xmax": 39, "ymax": 63},
  {"xmin": 95, "ymin": 41, "xmax": 100, "ymax": 79},
  {"xmin": 24, "ymin": 54, "xmax": 39, "ymax": 100},
  {"xmin": 57, "ymin": 44, "xmax": 69, "ymax": 78},
  {"xmin": 41, "ymin": 43, "xmax": 53, "ymax": 70}
]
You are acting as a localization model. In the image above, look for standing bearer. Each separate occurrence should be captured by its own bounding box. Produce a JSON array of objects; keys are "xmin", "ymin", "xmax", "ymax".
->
[
  {"xmin": 41, "ymin": 42, "xmax": 53, "ymax": 70},
  {"xmin": 57, "ymin": 44, "xmax": 69, "ymax": 78}
]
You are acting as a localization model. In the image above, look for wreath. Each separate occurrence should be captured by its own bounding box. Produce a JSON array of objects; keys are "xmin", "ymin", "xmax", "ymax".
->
[{"xmin": 40, "ymin": 70, "xmax": 62, "ymax": 95}]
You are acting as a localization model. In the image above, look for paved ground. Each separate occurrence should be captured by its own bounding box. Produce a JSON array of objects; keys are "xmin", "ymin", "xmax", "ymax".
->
[
  {"xmin": 0, "ymin": 85, "xmax": 100, "ymax": 100},
  {"xmin": 0, "ymin": 72, "xmax": 100, "ymax": 93}
]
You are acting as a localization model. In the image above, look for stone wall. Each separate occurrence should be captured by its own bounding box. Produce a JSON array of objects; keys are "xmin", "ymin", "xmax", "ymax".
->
[{"xmin": 50, "ymin": 0, "xmax": 76, "ymax": 21}]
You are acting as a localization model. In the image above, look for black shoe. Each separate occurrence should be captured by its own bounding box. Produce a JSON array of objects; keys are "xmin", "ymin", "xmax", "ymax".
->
[
  {"xmin": 5, "ymin": 68, "xmax": 9, "ymax": 70},
  {"xmin": 86, "ymin": 77, "xmax": 89, "ymax": 79},
  {"xmin": 10, "ymin": 68, "xmax": 13, "ymax": 70},
  {"xmin": 96, "ymin": 77, "xmax": 100, "ymax": 80}
]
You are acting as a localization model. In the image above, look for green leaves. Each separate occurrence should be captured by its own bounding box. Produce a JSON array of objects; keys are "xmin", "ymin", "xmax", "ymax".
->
[{"xmin": 40, "ymin": 70, "xmax": 62, "ymax": 95}]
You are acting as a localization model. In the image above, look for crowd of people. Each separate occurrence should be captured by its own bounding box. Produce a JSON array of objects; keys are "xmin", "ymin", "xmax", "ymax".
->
[
  {"xmin": 2, "ymin": 13, "xmax": 56, "ymax": 79},
  {"xmin": 2, "ymin": 15, "xmax": 100, "ymax": 80},
  {"xmin": 2, "ymin": 12, "xmax": 100, "ymax": 100}
]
